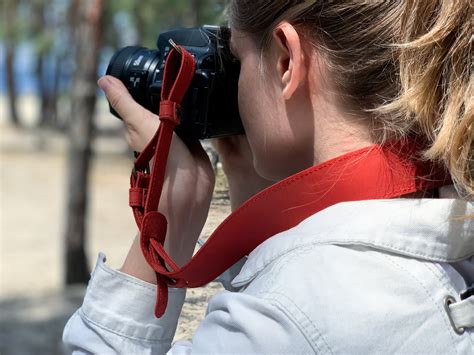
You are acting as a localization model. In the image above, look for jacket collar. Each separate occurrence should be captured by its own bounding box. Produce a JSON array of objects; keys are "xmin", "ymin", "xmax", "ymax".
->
[{"xmin": 231, "ymin": 197, "xmax": 474, "ymax": 288}]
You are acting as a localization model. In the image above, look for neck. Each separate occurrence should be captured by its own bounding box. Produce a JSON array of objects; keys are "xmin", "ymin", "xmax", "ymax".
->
[{"xmin": 310, "ymin": 99, "xmax": 374, "ymax": 165}]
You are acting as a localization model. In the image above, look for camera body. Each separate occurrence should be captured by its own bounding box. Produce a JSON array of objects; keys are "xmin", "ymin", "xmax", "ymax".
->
[{"xmin": 106, "ymin": 25, "xmax": 244, "ymax": 140}]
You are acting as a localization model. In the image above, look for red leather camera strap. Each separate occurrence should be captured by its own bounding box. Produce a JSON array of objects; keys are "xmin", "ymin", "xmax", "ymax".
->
[
  {"xmin": 129, "ymin": 45, "xmax": 196, "ymax": 316},
  {"xmin": 129, "ymin": 46, "xmax": 452, "ymax": 317}
]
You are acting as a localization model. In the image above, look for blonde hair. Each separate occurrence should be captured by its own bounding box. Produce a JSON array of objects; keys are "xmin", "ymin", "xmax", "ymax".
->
[{"xmin": 229, "ymin": 0, "xmax": 473, "ymax": 197}]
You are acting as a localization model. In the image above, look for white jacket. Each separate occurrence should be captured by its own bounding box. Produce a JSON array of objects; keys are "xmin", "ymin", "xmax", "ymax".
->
[{"xmin": 63, "ymin": 197, "xmax": 474, "ymax": 354}]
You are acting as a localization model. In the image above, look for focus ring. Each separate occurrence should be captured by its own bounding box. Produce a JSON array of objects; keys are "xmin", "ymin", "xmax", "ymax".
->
[{"xmin": 106, "ymin": 46, "xmax": 144, "ymax": 78}]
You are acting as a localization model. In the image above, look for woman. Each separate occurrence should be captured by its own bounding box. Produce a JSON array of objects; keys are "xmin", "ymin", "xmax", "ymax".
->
[{"xmin": 63, "ymin": 0, "xmax": 473, "ymax": 353}]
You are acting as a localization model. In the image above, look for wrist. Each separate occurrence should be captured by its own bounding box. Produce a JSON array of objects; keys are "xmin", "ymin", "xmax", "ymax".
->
[
  {"xmin": 119, "ymin": 233, "xmax": 157, "ymax": 284},
  {"xmin": 119, "ymin": 227, "xmax": 201, "ymax": 284}
]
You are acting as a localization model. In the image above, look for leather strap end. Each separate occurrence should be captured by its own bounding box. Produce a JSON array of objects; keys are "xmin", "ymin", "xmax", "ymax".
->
[{"xmin": 154, "ymin": 276, "xmax": 169, "ymax": 318}]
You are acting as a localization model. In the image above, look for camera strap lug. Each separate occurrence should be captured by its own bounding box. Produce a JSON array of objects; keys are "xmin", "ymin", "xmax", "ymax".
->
[{"xmin": 168, "ymin": 38, "xmax": 182, "ymax": 55}]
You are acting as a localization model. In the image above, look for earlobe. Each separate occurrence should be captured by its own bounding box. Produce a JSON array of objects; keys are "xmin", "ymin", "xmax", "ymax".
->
[{"xmin": 273, "ymin": 22, "xmax": 305, "ymax": 100}]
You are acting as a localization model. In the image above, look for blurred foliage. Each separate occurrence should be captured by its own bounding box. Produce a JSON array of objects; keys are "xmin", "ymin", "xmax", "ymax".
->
[
  {"xmin": 1, "ymin": 0, "xmax": 229, "ymax": 128},
  {"xmin": 1, "ymin": 0, "xmax": 228, "ymax": 51},
  {"xmin": 106, "ymin": 0, "xmax": 228, "ymax": 48},
  {"xmin": 1, "ymin": 0, "xmax": 230, "ymax": 284}
]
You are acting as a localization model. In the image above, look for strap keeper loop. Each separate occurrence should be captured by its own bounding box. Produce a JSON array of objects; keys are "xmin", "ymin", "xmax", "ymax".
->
[
  {"xmin": 159, "ymin": 100, "xmax": 180, "ymax": 125},
  {"xmin": 129, "ymin": 187, "xmax": 147, "ymax": 208}
]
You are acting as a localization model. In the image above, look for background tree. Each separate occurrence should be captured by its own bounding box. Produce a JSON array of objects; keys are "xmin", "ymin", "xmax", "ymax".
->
[
  {"xmin": 1, "ymin": 0, "xmax": 228, "ymax": 287},
  {"xmin": 4, "ymin": 0, "xmax": 21, "ymax": 126},
  {"xmin": 30, "ymin": 0, "xmax": 69, "ymax": 128},
  {"xmin": 63, "ymin": 0, "xmax": 105, "ymax": 284}
]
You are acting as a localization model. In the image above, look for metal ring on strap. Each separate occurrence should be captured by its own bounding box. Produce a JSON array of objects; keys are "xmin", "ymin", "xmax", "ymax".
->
[{"xmin": 444, "ymin": 296, "xmax": 466, "ymax": 335}]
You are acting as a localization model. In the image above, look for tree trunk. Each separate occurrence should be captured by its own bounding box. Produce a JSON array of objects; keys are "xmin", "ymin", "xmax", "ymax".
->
[
  {"xmin": 133, "ymin": 4, "xmax": 144, "ymax": 45},
  {"xmin": 36, "ymin": 52, "xmax": 49, "ymax": 126},
  {"xmin": 5, "ymin": 0, "xmax": 20, "ymax": 126},
  {"xmin": 64, "ymin": 0, "xmax": 104, "ymax": 285},
  {"xmin": 41, "ymin": 52, "xmax": 62, "ymax": 128},
  {"xmin": 32, "ymin": 1, "xmax": 48, "ymax": 127},
  {"xmin": 32, "ymin": 2, "xmax": 58, "ymax": 128},
  {"xmin": 187, "ymin": 0, "xmax": 204, "ymax": 27},
  {"xmin": 55, "ymin": 49, "xmax": 74, "ymax": 130}
]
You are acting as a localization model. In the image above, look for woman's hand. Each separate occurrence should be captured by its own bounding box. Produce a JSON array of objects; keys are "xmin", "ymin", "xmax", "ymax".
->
[
  {"xmin": 98, "ymin": 75, "xmax": 215, "ymax": 283},
  {"xmin": 211, "ymin": 135, "xmax": 274, "ymax": 211}
]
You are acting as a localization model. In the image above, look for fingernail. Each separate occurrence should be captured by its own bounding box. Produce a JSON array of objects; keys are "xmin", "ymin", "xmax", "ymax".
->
[{"xmin": 97, "ymin": 76, "xmax": 110, "ymax": 91}]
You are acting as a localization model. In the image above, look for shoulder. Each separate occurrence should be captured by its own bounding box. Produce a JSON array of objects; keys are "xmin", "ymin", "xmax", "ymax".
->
[
  {"xmin": 239, "ymin": 244, "xmax": 464, "ymax": 354},
  {"xmin": 191, "ymin": 198, "xmax": 472, "ymax": 353},
  {"xmin": 228, "ymin": 197, "xmax": 474, "ymax": 354}
]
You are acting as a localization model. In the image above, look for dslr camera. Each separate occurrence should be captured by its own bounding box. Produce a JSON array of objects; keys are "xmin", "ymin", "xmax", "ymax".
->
[{"xmin": 106, "ymin": 25, "xmax": 244, "ymax": 140}]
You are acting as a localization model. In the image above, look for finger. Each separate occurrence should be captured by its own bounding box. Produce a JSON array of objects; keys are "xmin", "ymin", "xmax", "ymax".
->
[{"xmin": 98, "ymin": 75, "xmax": 156, "ymax": 126}]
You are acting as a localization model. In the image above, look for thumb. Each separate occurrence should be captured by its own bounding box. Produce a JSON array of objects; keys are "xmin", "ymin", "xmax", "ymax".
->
[{"xmin": 98, "ymin": 75, "xmax": 156, "ymax": 126}]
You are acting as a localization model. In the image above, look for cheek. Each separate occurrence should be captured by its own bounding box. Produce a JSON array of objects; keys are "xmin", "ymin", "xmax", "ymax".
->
[
  {"xmin": 237, "ymin": 71, "xmax": 284, "ymax": 179},
  {"xmin": 237, "ymin": 61, "xmax": 266, "ymax": 151},
  {"xmin": 236, "ymin": 57, "xmax": 313, "ymax": 181},
  {"xmin": 237, "ymin": 63, "xmax": 275, "ymax": 171},
  {"xmin": 237, "ymin": 61, "xmax": 262, "ymax": 128}
]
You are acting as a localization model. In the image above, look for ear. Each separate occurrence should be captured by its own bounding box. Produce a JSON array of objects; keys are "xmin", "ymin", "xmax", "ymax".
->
[{"xmin": 272, "ymin": 22, "xmax": 306, "ymax": 100}]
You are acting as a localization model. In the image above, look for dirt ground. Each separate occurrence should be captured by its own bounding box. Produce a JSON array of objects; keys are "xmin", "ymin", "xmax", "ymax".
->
[{"xmin": 0, "ymin": 98, "xmax": 231, "ymax": 354}]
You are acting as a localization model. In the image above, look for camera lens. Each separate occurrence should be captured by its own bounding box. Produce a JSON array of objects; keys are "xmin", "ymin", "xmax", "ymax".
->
[{"xmin": 106, "ymin": 46, "xmax": 161, "ymax": 114}]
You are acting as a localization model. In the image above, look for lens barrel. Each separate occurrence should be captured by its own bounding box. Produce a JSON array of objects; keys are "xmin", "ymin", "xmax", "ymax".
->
[
  {"xmin": 106, "ymin": 46, "xmax": 161, "ymax": 116},
  {"xmin": 107, "ymin": 46, "xmax": 143, "ymax": 78},
  {"xmin": 105, "ymin": 26, "xmax": 244, "ymax": 139}
]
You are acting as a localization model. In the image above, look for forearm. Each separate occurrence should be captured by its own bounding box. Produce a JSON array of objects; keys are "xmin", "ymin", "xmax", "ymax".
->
[
  {"xmin": 118, "ymin": 171, "xmax": 270, "ymax": 282},
  {"xmin": 119, "ymin": 233, "xmax": 157, "ymax": 283},
  {"xmin": 120, "ymin": 188, "xmax": 213, "ymax": 282}
]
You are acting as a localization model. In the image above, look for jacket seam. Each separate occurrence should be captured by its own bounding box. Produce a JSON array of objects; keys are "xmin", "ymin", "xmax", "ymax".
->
[
  {"xmin": 423, "ymin": 262, "xmax": 462, "ymax": 294},
  {"xmin": 78, "ymin": 308, "xmax": 173, "ymax": 343},
  {"xmin": 371, "ymin": 252, "xmax": 458, "ymax": 354},
  {"xmin": 234, "ymin": 240, "xmax": 474, "ymax": 285},
  {"xmin": 251, "ymin": 245, "xmax": 334, "ymax": 354},
  {"xmin": 260, "ymin": 292, "xmax": 334, "ymax": 355}
]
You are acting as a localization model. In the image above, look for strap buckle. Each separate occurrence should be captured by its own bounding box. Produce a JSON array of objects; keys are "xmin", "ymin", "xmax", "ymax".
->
[{"xmin": 132, "ymin": 151, "xmax": 150, "ymax": 175}]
